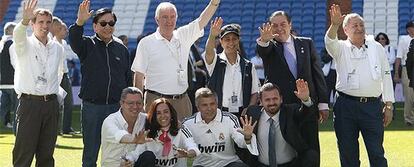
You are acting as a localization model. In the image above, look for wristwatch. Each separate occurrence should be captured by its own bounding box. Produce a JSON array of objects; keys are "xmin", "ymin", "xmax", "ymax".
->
[{"xmin": 385, "ymin": 105, "xmax": 393, "ymax": 110}]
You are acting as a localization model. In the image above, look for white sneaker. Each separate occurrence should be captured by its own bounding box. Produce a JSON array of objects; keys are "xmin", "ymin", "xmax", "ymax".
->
[{"xmin": 6, "ymin": 122, "xmax": 13, "ymax": 128}]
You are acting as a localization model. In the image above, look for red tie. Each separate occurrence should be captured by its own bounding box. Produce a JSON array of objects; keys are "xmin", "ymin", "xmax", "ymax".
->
[{"xmin": 159, "ymin": 130, "xmax": 172, "ymax": 156}]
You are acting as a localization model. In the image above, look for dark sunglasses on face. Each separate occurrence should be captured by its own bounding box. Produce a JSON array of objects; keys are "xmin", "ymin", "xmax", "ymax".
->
[
  {"xmin": 379, "ymin": 38, "xmax": 386, "ymax": 40},
  {"xmin": 98, "ymin": 21, "xmax": 116, "ymax": 27}
]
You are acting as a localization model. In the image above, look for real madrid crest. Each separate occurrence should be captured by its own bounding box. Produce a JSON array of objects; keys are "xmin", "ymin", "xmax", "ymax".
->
[{"xmin": 219, "ymin": 133, "xmax": 225, "ymax": 141}]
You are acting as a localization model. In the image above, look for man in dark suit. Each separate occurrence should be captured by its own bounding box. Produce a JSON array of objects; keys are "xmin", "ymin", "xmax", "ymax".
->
[
  {"xmin": 244, "ymin": 80, "xmax": 318, "ymax": 167},
  {"xmin": 256, "ymin": 11, "xmax": 328, "ymax": 165},
  {"xmin": 406, "ymin": 39, "xmax": 414, "ymax": 89}
]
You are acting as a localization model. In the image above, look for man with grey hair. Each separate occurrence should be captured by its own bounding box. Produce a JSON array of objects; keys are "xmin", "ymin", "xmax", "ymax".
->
[
  {"xmin": 132, "ymin": 0, "xmax": 220, "ymax": 121},
  {"xmin": 325, "ymin": 4, "xmax": 394, "ymax": 167},
  {"xmin": 11, "ymin": 0, "xmax": 65, "ymax": 166},
  {"xmin": 100, "ymin": 87, "xmax": 150, "ymax": 167},
  {"xmin": 0, "ymin": 22, "xmax": 17, "ymax": 131}
]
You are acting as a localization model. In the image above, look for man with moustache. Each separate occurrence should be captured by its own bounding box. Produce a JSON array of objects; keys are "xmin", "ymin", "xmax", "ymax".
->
[
  {"xmin": 244, "ymin": 80, "xmax": 318, "ymax": 167},
  {"xmin": 69, "ymin": 0, "xmax": 132, "ymax": 166},
  {"xmin": 256, "ymin": 11, "xmax": 329, "ymax": 165},
  {"xmin": 11, "ymin": 0, "xmax": 65, "ymax": 166},
  {"xmin": 132, "ymin": 0, "xmax": 220, "ymax": 121}
]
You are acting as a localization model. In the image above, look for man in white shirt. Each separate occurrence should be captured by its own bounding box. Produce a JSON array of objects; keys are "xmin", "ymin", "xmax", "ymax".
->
[
  {"xmin": 11, "ymin": 0, "xmax": 65, "ymax": 166},
  {"xmin": 244, "ymin": 80, "xmax": 317, "ymax": 167},
  {"xmin": 183, "ymin": 87, "xmax": 258, "ymax": 167},
  {"xmin": 395, "ymin": 21, "xmax": 414, "ymax": 126},
  {"xmin": 101, "ymin": 87, "xmax": 149, "ymax": 167},
  {"xmin": 325, "ymin": 5, "xmax": 394, "ymax": 167},
  {"xmin": 132, "ymin": 0, "xmax": 220, "ymax": 121},
  {"xmin": 53, "ymin": 18, "xmax": 78, "ymax": 134}
]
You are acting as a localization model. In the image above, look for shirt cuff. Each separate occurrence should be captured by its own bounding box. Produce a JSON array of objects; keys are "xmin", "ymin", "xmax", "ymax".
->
[
  {"xmin": 301, "ymin": 97, "xmax": 313, "ymax": 107},
  {"xmin": 245, "ymin": 134, "xmax": 259, "ymax": 155},
  {"xmin": 256, "ymin": 38, "xmax": 270, "ymax": 47},
  {"xmin": 318, "ymin": 103, "xmax": 329, "ymax": 110},
  {"xmin": 115, "ymin": 130, "xmax": 130, "ymax": 143}
]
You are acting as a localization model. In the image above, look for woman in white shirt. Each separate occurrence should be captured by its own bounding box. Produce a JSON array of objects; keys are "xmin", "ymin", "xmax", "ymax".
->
[{"xmin": 125, "ymin": 98, "xmax": 200, "ymax": 167}]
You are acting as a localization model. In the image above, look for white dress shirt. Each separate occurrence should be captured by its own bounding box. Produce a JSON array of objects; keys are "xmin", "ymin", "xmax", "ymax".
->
[
  {"xmin": 396, "ymin": 35, "xmax": 413, "ymax": 66},
  {"xmin": 126, "ymin": 125, "xmax": 201, "ymax": 167},
  {"xmin": 101, "ymin": 111, "xmax": 147, "ymax": 167},
  {"xmin": 131, "ymin": 19, "xmax": 204, "ymax": 94},
  {"xmin": 53, "ymin": 38, "xmax": 78, "ymax": 73},
  {"xmin": 12, "ymin": 22, "xmax": 64, "ymax": 96},
  {"xmin": 205, "ymin": 52, "xmax": 260, "ymax": 110},
  {"xmin": 183, "ymin": 109, "xmax": 258, "ymax": 167},
  {"xmin": 325, "ymin": 35, "xmax": 395, "ymax": 102}
]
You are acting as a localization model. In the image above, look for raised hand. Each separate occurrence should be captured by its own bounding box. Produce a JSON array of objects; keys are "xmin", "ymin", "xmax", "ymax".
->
[
  {"xmin": 76, "ymin": 0, "xmax": 94, "ymax": 26},
  {"xmin": 258, "ymin": 22, "xmax": 278, "ymax": 43},
  {"xmin": 294, "ymin": 79, "xmax": 310, "ymax": 102},
  {"xmin": 210, "ymin": 17, "xmax": 223, "ymax": 38},
  {"xmin": 329, "ymin": 4, "xmax": 344, "ymax": 26},
  {"xmin": 22, "ymin": 0, "xmax": 38, "ymax": 24},
  {"xmin": 133, "ymin": 130, "xmax": 152, "ymax": 144},
  {"xmin": 238, "ymin": 115, "xmax": 257, "ymax": 142}
]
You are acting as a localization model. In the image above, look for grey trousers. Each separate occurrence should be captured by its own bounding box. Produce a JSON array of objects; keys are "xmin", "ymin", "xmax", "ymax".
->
[{"xmin": 13, "ymin": 97, "xmax": 59, "ymax": 167}]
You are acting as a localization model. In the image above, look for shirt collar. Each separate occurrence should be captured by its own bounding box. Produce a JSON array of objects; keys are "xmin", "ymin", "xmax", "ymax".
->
[
  {"xmin": 30, "ymin": 34, "xmax": 54, "ymax": 47},
  {"xmin": 114, "ymin": 110, "xmax": 128, "ymax": 128},
  {"xmin": 155, "ymin": 28, "xmax": 178, "ymax": 41},
  {"xmin": 219, "ymin": 52, "xmax": 240, "ymax": 66},
  {"xmin": 195, "ymin": 108, "xmax": 223, "ymax": 124},
  {"xmin": 285, "ymin": 35, "xmax": 293, "ymax": 44},
  {"xmin": 261, "ymin": 108, "xmax": 279, "ymax": 122}
]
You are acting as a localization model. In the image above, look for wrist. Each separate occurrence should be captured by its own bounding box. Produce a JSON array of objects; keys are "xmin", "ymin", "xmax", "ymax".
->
[
  {"xmin": 210, "ymin": 2, "xmax": 219, "ymax": 6},
  {"xmin": 76, "ymin": 19, "xmax": 85, "ymax": 26},
  {"xmin": 22, "ymin": 19, "xmax": 30, "ymax": 25}
]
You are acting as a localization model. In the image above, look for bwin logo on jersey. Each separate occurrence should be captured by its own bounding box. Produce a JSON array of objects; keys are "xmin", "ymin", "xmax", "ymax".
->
[
  {"xmin": 198, "ymin": 142, "xmax": 226, "ymax": 153},
  {"xmin": 156, "ymin": 157, "xmax": 178, "ymax": 166}
]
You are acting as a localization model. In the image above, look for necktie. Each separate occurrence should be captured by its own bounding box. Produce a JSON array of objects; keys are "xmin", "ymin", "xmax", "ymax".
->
[
  {"xmin": 159, "ymin": 130, "xmax": 172, "ymax": 157},
  {"xmin": 268, "ymin": 118, "xmax": 278, "ymax": 167},
  {"xmin": 283, "ymin": 42, "xmax": 297, "ymax": 78}
]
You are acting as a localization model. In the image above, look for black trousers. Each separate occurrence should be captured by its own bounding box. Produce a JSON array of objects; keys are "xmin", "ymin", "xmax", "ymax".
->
[
  {"xmin": 134, "ymin": 151, "xmax": 156, "ymax": 167},
  {"xmin": 13, "ymin": 96, "xmax": 59, "ymax": 167}
]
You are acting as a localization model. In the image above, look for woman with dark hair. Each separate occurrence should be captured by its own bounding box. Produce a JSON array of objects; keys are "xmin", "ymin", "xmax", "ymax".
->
[
  {"xmin": 125, "ymin": 98, "xmax": 200, "ymax": 167},
  {"xmin": 375, "ymin": 32, "xmax": 396, "ymax": 84}
]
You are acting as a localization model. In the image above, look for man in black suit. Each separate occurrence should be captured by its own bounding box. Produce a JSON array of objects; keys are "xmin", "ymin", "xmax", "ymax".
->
[
  {"xmin": 256, "ymin": 11, "xmax": 328, "ymax": 165},
  {"xmin": 245, "ymin": 80, "xmax": 318, "ymax": 167}
]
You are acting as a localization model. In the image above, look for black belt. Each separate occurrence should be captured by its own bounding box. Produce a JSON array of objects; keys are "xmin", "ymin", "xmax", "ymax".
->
[
  {"xmin": 221, "ymin": 107, "xmax": 243, "ymax": 113},
  {"xmin": 21, "ymin": 93, "xmax": 57, "ymax": 102},
  {"xmin": 338, "ymin": 92, "xmax": 379, "ymax": 103},
  {"xmin": 145, "ymin": 89, "xmax": 186, "ymax": 100}
]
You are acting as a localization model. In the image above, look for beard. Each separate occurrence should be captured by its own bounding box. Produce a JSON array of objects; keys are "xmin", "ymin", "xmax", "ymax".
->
[{"xmin": 265, "ymin": 104, "xmax": 280, "ymax": 115}]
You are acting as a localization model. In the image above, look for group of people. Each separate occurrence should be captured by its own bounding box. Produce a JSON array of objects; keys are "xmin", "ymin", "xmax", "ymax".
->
[{"xmin": 2, "ymin": 0, "xmax": 400, "ymax": 166}]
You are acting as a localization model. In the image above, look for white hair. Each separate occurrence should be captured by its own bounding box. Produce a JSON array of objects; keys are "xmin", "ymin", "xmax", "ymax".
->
[
  {"xmin": 4, "ymin": 22, "xmax": 17, "ymax": 35},
  {"xmin": 342, "ymin": 13, "xmax": 364, "ymax": 29},
  {"xmin": 155, "ymin": 2, "xmax": 178, "ymax": 19}
]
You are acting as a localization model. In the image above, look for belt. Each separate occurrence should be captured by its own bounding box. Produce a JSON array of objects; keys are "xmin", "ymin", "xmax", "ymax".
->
[
  {"xmin": 338, "ymin": 92, "xmax": 379, "ymax": 103},
  {"xmin": 221, "ymin": 107, "xmax": 243, "ymax": 113},
  {"xmin": 21, "ymin": 93, "xmax": 57, "ymax": 102},
  {"xmin": 145, "ymin": 89, "xmax": 186, "ymax": 100}
]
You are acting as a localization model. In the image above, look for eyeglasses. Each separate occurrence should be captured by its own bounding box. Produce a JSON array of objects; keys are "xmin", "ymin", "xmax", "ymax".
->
[{"xmin": 98, "ymin": 21, "xmax": 115, "ymax": 27}]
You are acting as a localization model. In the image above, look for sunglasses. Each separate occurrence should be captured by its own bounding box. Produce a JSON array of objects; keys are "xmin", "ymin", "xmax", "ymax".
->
[
  {"xmin": 379, "ymin": 38, "xmax": 386, "ymax": 40},
  {"xmin": 98, "ymin": 21, "xmax": 115, "ymax": 27}
]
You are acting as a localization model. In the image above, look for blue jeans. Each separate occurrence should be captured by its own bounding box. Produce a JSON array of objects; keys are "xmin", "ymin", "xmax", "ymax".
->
[
  {"xmin": 333, "ymin": 95, "xmax": 387, "ymax": 167},
  {"xmin": 81, "ymin": 101, "xmax": 119, "ymax": 167},
  {"xmin": 0, "ymin": 89, "xmax": 18, "ymax": 132}
]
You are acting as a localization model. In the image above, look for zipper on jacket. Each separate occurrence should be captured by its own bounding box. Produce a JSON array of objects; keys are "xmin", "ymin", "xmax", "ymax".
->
[{"xmin": 105, "ymin": 44, "xmax": 111, "ymax": 104}]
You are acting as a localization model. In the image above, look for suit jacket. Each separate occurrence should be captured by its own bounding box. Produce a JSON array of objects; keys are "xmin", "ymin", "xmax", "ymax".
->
[
  {"xmin": 257, "ymin": 36, "xmax": 328, "ymax": 107},
  {"xmin": 244, "ymin": 105, "xmax": 311, "ymax": 166}
]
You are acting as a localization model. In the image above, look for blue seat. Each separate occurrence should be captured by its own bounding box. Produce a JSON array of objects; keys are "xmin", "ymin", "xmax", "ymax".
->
[
  {"xmin": 256, "ymin": 2, "xmax": 267, "ymax": 9},
  {"xmin": 291, "ymin": 2, "xmax": 302, "ymax": 9},
  {"xmin": 243, "ymin": 2, "xmax": 255, "ymax": 10},
  {"xmin": 304, "ymin": 2, "xmax": 314, "ymax": 9}
]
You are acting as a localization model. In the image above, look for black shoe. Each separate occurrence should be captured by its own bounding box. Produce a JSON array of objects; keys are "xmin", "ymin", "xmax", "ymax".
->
[
  {"xmin": 62, "ymin": 128, "xmax": 80, "ymax": 135},
  {"xmin": 406, "ymin": 122, "xmax": 413, "ymax": 126}
]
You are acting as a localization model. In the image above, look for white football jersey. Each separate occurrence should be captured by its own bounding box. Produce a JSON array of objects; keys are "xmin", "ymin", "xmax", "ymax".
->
[{"xmin": 183, "ymin": 109, "xmax": 258, "ymax": 167}]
